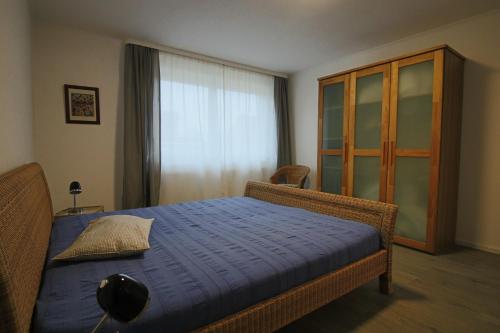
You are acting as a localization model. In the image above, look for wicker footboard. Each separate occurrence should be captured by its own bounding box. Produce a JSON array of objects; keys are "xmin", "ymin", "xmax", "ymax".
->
[
  {"xmin": 195, "ymin": 181, "xmax": 398, "ymax": 333},
  {"xmin": 195, "ymin": 250, "xmax": 388, "ymax": 333}
]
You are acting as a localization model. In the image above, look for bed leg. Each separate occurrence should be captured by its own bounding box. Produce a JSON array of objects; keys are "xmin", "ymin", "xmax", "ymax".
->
[{"xmin": 379, "ymin": 272, "xmax": 392, "ymax": 295}]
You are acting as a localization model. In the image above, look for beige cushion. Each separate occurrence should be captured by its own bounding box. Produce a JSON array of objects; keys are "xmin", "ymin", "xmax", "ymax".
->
[
  {"xmin": 277, "ymin": 183, "xmax": 300, "ymax": 188},
  {"xmin": 53, "ymin": 215, "xmax": 154, "ymax": 261}
]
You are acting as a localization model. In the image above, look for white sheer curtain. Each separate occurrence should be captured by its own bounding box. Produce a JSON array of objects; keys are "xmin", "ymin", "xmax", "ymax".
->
[{"xmin": 158, "ymin": 52, "xmax": 277, "ymax": 204}]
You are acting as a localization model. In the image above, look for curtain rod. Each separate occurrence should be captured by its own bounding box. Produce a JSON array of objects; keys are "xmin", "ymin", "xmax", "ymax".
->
[{"xmin": 125, "ymin": 38, "xmax": 288, "ymax": 78}]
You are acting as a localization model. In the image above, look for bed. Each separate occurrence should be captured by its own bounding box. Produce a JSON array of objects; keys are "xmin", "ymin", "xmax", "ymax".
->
[{"xmin": 0, "ymin": 163, "xmax": 397, "ymax": 333}]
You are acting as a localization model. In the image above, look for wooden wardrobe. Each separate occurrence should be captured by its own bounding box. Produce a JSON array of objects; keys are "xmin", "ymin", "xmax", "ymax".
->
[{"xmin": 317, "ymin": 45, "xmax": 464, "ymax": 254}]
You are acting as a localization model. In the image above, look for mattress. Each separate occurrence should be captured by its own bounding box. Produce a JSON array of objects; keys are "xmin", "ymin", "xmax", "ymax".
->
[{"xmin": 33, "ymin": 197, "xmax": 380, "ymax": 333}]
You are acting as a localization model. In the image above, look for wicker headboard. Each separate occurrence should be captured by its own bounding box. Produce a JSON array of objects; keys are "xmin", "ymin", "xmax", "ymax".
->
[{"xmin": 0, "ymin": 163, "xmax": 53, "ymax": 333}]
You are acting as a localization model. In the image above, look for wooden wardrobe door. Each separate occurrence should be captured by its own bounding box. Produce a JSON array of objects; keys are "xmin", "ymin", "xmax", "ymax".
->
[
  {"xmin": 317, "ymin": 75, "xmax": 350, "ymax": 195},
  {"xmin": 387, "ymin": 50, "xmax": 444, "ymax": 252},
  {"xmin": 347, "ymin": 64, "xmax": 390, "ymax": 201}
]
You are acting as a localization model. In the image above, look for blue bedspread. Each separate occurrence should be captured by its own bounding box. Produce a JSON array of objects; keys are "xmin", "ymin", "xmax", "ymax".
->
[{"xmin": 33, "ymin": 197, "xmax": 380, "ymax": 333}]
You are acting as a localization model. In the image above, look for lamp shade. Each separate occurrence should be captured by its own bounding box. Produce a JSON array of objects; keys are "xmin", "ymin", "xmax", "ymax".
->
[
  {"xmin": 96, "ymin": 274, "xmax": 149, "ymax": 323},
  {"xmin": 69, "ymin": 181, "xmax": 82, "ymax": 194}
]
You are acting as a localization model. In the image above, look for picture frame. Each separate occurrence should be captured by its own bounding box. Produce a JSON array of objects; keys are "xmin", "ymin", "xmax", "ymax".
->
[{"xmin": 64, "ymin": 84, "xmax": 100, "ymax": 124}]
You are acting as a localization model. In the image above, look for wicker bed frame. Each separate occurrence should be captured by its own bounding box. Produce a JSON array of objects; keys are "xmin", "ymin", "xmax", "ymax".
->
[{"xmin": 0, "ymin": 163, "xmax": 397, "ymax": 333}]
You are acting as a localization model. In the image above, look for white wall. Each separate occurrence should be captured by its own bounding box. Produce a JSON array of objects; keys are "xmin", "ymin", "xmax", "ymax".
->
[
  {"xmin": 290, "ymin": 10, "xmax": 500, "ymax": 253},
  {"xmin": 32, "ymin": 22, "xmax": 124, "ymax": 212},
  {"xmin": 0, "ymin": 0, "xmax": 33, "ymax": 173}
]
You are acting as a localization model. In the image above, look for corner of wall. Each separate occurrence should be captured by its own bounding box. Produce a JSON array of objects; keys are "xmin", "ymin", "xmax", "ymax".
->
[{"xmin": 0, "ymin": 0, "xmax": 34, "ymax": 174}]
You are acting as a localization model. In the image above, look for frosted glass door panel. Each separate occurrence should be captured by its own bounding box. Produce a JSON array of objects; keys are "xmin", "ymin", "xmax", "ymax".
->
[
  {"xmin": 394, "ymin": 157, "xmax": 430, "ymax": 242},
  {"xmin": 355, "ymin": 73, "xmax": 383, "ymax": 149},
  {"xmin": 322, "ymin": 83, "xmax": 344, "ymax": 149},
  {"xmin": 322, "ymin": 155, "xmax": 343, "ymax": 194},
  {"xmin": 397, "ymin": 61, "xmax": 434, "ymax": 149},
  {"xmin": 353, "ymin": 157, "xmax": 380, "ymax": 200}
]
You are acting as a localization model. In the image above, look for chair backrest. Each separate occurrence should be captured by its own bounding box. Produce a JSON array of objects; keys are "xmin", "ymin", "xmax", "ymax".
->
[
  {"xmin": 270, "ymin": 165, "xmax": 310, "ymax": 188},
  {"xmin": 0, "ymin": 163, "xmax": 53, "ymax": 333}
]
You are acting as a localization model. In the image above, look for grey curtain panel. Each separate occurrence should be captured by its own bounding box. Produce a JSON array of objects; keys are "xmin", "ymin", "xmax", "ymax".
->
[
  {"xmin": 123, "ymin": 44, "xmax": 161, "ymax": 209},
  {"xmin": 274, "ymin": 76, "xmax": 292, "ymax": 168}
]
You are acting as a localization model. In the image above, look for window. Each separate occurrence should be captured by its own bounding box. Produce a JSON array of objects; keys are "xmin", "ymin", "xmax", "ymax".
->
[{"xmin": 159, "ymin": 52, "xmax": 277, "ymax": 203}]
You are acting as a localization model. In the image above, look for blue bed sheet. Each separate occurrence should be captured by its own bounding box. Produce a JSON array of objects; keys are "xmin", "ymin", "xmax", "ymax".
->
[{"xmin": 33, "ymin": 197, "xmax": 380, "ymax": 333}]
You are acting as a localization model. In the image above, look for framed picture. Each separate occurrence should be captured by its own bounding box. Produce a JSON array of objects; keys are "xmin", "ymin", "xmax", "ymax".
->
[{"xmin": 64, "ymin": 84, "xmax": 100, "ymax": 124}]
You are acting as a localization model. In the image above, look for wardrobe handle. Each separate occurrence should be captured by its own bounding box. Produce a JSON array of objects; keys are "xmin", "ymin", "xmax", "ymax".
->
[
  {"xmin": 390, "ymin": 141, "xmax": 396, "ymax": 166},
  {"xmin": 382, "ymin": 142, "xmax": 387, "ymax": 165},
  {"xmin": 344, "ymin": 142, "xmax": 348, "ymax": 163}
]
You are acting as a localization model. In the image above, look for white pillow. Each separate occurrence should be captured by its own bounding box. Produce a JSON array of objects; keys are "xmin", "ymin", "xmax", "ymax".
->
[{"xmin": 53, "ymin": 215, "xmax": 154, "ymax": 261}]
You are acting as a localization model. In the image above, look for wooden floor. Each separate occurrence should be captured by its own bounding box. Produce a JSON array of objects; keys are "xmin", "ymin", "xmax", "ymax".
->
[{"xmin": 279, "ymin": 245, "xmax": 500, "ymax": 333}]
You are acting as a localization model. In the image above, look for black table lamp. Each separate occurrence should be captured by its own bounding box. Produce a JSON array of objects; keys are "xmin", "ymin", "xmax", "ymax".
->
[
  {"xmin": 69, "ymin": 181, "xmax": 82, "ymax": 214},
  {"xmin": 91, "ymin": 274, "xmax": 149, "ymax": 333}
]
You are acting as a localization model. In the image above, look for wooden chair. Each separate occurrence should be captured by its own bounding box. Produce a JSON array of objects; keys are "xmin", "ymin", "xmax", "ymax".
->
[{"xmin": 270, "ymin": 165, "xmax": 310, "ymax": 189}]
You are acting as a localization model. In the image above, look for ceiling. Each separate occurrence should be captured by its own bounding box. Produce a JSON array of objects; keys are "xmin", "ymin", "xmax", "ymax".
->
[{"xmin": 31, "ymin": 0, "xmax": 500, "ymax": 73}]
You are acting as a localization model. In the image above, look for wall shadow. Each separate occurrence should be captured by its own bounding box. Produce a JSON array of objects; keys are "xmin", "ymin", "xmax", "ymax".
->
[{"xmin": 455, "ymin": 59, "xmax": 494, "ymax": 244}]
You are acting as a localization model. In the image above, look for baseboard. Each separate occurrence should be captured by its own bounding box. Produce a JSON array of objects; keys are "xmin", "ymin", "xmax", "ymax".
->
[{"xmin": 455, "ymin": 239, "xmax": 500, "ymax": 255}]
